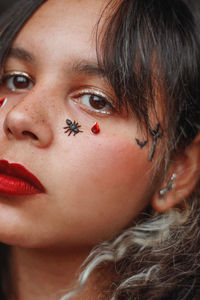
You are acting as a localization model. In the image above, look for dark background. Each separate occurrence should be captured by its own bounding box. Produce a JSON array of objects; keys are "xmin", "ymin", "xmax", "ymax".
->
[{"xmin": 0, "ymin": 0, "xmax": 15, "ymax": 12}]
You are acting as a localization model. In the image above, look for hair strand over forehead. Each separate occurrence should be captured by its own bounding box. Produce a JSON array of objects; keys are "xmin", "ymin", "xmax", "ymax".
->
[
  {"xmin": 97, "ymin": 0, "xmax": 200, "ymax": 157},
  {"xmin": 0, "ymin": 0, "xmax": 46, "ymax": 68}
]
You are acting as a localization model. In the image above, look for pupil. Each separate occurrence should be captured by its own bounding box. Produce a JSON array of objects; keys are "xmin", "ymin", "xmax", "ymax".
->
[
  {"xmin": 14, "ymin": 76, "xmax": 29, "ymax": 89},
  {"xmin": 89, "ymin": 95, "xmax": 106, "ymax": 110}
]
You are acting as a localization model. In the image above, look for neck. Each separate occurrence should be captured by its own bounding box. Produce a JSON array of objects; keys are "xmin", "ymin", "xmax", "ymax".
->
[{"xmin": 9, "ymin": 246, "xmax": 99, "ymax": 300}]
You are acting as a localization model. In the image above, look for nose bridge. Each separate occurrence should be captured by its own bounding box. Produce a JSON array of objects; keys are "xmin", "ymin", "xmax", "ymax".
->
[
  {"xmin": 14, "ymin": 88, "xmax": 48, "ymax": 122},
  {"xmin": 3, "ymin": 89, "xmax": 54, "ymax": 148}
]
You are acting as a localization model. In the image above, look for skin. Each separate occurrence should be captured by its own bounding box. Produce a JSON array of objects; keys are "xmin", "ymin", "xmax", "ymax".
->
[{"xmin": 0, "ymin": 0, "xmax": 162, "ymax": 298}]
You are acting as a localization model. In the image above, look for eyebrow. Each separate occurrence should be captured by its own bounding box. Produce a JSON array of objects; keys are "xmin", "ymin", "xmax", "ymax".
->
[
  {"xmin": 70, "ymin": 60, "xmax": 107, "ymax": 78},
  {"xmin": 8, "ymin": 47, "xmax": 35, "ymax": 63},
  {"xmin": 7, "ymin": 47, "xmax": 107, "ymax": 78}
]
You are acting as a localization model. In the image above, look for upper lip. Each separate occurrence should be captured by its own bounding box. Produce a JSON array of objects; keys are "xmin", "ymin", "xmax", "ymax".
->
[{"xmin": 0, "ymin": 160, "xmax": 45, "ymax": 192}]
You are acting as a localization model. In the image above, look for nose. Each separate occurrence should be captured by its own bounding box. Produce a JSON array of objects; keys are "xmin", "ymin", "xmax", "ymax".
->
[{"xmin": 3, "ymin": 97, "xmax": 53, "ymax": 148}]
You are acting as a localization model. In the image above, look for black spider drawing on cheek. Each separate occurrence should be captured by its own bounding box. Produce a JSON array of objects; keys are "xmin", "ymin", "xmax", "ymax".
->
[{"xmin": 63, "ymin": 119, "xmax": 83, "ymax": 136}]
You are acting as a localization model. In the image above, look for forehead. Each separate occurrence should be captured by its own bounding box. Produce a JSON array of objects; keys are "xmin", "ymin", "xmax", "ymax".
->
[
  {"xmin": 27, "ymin": 0, "xmax": 106, "ymax": 27},
  {"xmin": 30, "ymin": 0, "xmax": 105, "ymax": 29},
  {"xmin": 12, "ymin": 0, "xmax": 107, "ymax": 64}
]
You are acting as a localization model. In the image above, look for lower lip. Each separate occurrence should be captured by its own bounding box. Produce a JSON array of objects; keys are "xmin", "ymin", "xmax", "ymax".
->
[{"xmin": 0, "ymin": 174, "xmax": 43, "ymax": 196}]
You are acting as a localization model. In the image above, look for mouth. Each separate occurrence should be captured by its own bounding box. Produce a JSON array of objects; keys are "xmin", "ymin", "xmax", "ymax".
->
[{"xmin": 0, "ymin": 160, "xmax": 46, "ymax": 196}]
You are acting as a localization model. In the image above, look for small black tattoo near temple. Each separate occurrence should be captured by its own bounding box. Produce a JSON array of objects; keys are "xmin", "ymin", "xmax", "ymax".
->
[
  {"xmin": 63, "ymin": 119, "xmax": 83, "ymax": 136},
  {"xmin": 149, "ymin": 123, "xmax": 162, "ymax": 161},
  {"xmin": 136, "ymin": 139, "xmax": 148, "ymax": 148}
]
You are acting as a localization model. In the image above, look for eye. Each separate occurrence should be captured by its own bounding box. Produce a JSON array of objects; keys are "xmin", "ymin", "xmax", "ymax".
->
[
  {"xmin": 71, "ymin": 89, "xmax": 115, "ymax": 115},
  {"xmin": 1, "ymin": 71, "xmax": 34, "ymax": 91}
]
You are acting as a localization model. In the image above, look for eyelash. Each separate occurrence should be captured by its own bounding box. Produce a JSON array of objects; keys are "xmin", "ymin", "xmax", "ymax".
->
[
  {"xmin": 1, "ymin": 72, "xmax": 115, "ymax": 115},
  {"xmin": 70, "ymin": 89, "xmax": 115, "ymax": 115},
  {"xmin": 1, "ymin": 71, "xmax": 34, "ymax": 92}
]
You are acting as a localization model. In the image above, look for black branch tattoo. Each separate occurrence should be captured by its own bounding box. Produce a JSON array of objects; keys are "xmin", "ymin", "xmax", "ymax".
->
[{"xmin": 149, "ymin": 123, "xmax": 162, "ymax": 161}]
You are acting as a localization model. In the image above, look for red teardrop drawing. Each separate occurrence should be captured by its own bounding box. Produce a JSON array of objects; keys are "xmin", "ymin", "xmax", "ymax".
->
[
  {"xmin": 0, "ymin": 98, "xmax": 6, "ymax": 107},
  {"xmin": 91, "ymin": 122, "xmax": 100, "ymax": 134}
]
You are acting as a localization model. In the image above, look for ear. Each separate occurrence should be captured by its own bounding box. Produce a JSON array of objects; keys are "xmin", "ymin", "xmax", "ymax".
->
[{"xmin": 151, "ymin": 133, "xmax": 200, "ymax": 212}]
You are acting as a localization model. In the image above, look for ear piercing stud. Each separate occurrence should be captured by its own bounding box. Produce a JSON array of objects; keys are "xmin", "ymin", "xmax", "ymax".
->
[
  {"xmin": 159, "ymin": 173, "xmax": 176, "ymax": 197},
  {"xmin": 91, "ymin": 122, "xmax": 100, "ymax": 134},
  {"xmin": 0, "ymin": 98, "xmax": 7, "ymax": 107}
]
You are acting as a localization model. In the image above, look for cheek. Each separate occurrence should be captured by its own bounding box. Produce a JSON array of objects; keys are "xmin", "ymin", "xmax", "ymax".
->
[
  {"xmin": 51, "ymin": 134, "xmax": 153, "ymax": 241},
  {"xmin": 81, "ymin": 136, "xmax": 150, "ymax": 191},
  {"xmin": 57, "ymin": 133, "xmax": 150, "ymax": 191}
]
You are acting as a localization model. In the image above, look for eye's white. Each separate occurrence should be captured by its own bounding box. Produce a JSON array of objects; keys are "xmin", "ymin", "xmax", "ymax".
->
[
  {"xmin": 81, "ymin": 94, "xmax": 111, "ymax": 111},
  {"xmin": 2, "ymin": 72, "xmax": 34, "ymax": 91},
  {"xmin": 72, "ymin": 89, "xmax": 114, "ymax": 115}
]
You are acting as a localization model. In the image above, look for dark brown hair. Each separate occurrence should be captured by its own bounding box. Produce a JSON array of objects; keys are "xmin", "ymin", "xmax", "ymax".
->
[{"xmin": 0, "ymin": 1, "xmax": 199, "ymax": 299}]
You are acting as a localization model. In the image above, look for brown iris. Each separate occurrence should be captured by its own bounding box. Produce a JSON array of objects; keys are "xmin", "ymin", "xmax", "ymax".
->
[
  {"xmin": 13, "ymin": 76, "xmax": 30, "ymax": 89},
  {"xmin": 89, "ymin": 95, "xmax": 106, "ymax": 110}
]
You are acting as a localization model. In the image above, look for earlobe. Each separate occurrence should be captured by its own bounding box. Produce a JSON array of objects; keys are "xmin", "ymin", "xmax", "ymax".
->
[
  {"xmin": 151, "ymin": 174, "xmax": 178, "ymax": 212},
  {"xmin": 151, "ymin": 134, "xmax": 200, "ymax": 212}
]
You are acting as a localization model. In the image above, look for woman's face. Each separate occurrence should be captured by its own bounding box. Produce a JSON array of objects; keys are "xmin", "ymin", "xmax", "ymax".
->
[{"xmin": 0, "ymin": 0, "xmax": 157, "ymax": 249}]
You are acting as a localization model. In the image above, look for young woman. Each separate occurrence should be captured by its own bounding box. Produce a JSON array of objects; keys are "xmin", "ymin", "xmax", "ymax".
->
[{"xmin": 0, "ymin": 0, "xmax": 199, "ymax": 299}]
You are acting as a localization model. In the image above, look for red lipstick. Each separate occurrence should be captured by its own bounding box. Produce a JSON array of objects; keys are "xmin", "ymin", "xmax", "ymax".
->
[{"xmin": 0, "ymin": 160, "xmax": 45, "ymax": 196}]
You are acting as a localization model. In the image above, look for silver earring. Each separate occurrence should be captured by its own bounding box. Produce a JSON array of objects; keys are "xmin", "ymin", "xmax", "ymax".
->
[{"xmin": 159, "ymin": 173, "xmax": 176, "ymax": 197}]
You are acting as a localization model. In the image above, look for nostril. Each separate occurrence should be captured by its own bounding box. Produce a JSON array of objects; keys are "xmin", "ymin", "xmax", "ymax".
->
[
  {"xmin": 22, "ymin": 131, "xmax": 38, "ymax": 140},
  {"xmin": 7, "ymin": 128, "xmax": 12, "ymax": 134}
]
